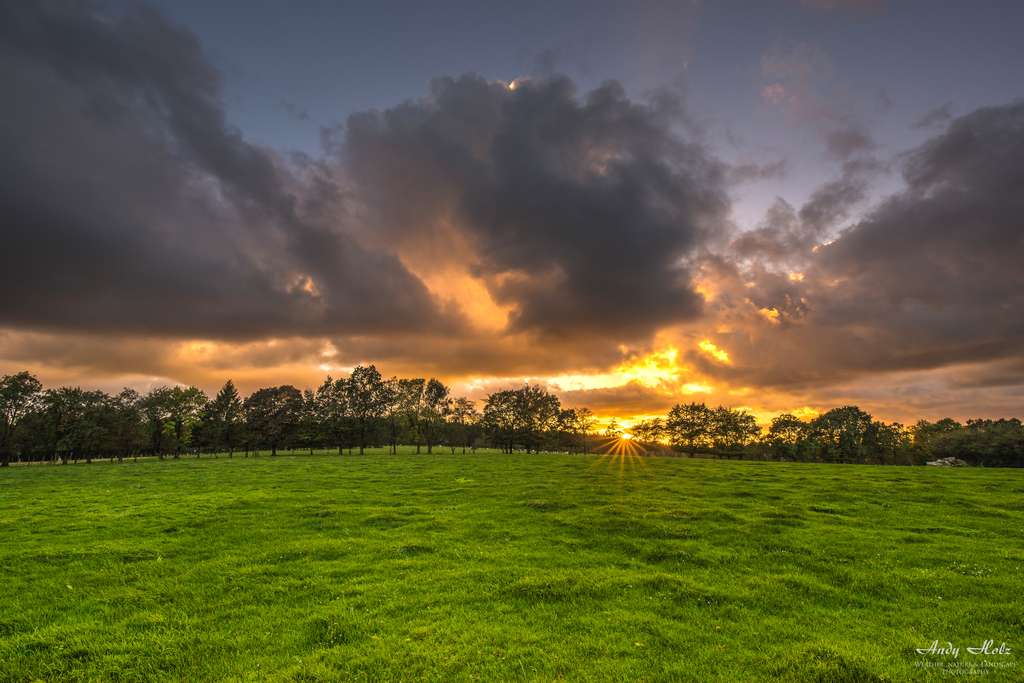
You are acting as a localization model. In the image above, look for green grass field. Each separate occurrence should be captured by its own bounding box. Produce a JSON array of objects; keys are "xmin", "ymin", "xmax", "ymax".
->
[{"xmin": 1, "ymin": 450, "xmax": 1021, "ymax": 682}]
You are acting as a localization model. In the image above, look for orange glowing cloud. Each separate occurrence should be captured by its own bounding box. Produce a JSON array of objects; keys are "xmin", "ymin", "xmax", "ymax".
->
[{"xmin": 698, "ymin": 340, "xmax": 731, "ymax": 363}]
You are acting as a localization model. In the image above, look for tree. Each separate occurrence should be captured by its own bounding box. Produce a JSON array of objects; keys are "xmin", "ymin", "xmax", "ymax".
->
[
  {"xmin": 296, "ymin": 388, "xmax": 319, "ymax": 455},
  {"xmin": 0, "ymin": 371, "xmax": 43, "ymax": 467},
  {"xmin": 380, "ymin": 377, "xmax": 401, "ymax": 454},
  {"xmin": 421, "ymin": 379, "xmax": 451, "ymax": 454},
  {"xmin": 630, "ymin": 417, "xmax": 665, "ymax": 444},
  {"xmin": 108, "ymin": 388, "xmax": 146, "ymax": 462},
  {"xmin": 480, "ymin": 385, "xmax": 561, "ymax": 453},
  {"xmin": 164, "ymin": 386, "xmax": 209, "ymax": 457},
  {"xmin": 575, "ymin": 406, "xmax": 596, "ymax": 454},
  {"xmin": 710, "ymin": 407, "xmax": 760, "ymax": 458},
  {"xmin": 397, "ymin": 378, "xmax": 426, "ymax": 453},
  {"xmin": 930, "ymin": 418, "xmax": 1024, "ymax": 468},
  {"xmin": 209, "ymin": 380, "xmax": 243, "ymax": 457},
  {"xmin": 244, "ymin": 386, "xmax": 304, "ymax": 456},
  {"xmin": 665, "ymin": 402, "xmax": 714, "ymax": 456},
  {"xmin": 810, "ymin": 406, "xmax": 873, "ymax": 464},
  {"xmin": 603, "ymin": 418, "xmax": 623, "ymax": 439},
  {"xmin": 556, "ymin": 408, "xmax": 591, "ymax": 453},
  {"xmin": 347, "ymin": 365, "xmax": 385, "ymax": 455},
  {"xmin": 515, "ymin": 385, "xmax": 561, "ymax": 453},
  {"xmin": 449, "ymin": 397, "xmax": 480, "ymax": 454},
  {"xmin": 38, "ymin": 387, "xmax": 108, "ymax": 464},
  {"xmin": 909, "ymin": 418, "xmax": 962, "ymax": 464},
  {"xmin": 873, "ymin": 421, "xmax": 911, "ymax": 465},
  {"xmin": 481, "ymin": 389, "xmax": 518, "ymax": 453},
  {"xmin": 314, "ymin": 376, "xmax": 351, "ymax": 454},
  {"xmin": 141, "ymin": 387, "xmax": 174, "ymax": 458},
  {"xmin": 767, "ymin": 413, "xmax": 812, "ymax": 461}
]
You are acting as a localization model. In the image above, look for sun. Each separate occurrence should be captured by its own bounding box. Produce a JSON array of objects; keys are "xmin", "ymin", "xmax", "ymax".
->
[{"xmin": 620, "ymin": 433, "xmax": 633, "ymax": 440}]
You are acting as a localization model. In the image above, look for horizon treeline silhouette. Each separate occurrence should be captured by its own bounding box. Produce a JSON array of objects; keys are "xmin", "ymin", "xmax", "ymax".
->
[{"xmin": 1, "ymin": 369, "xmax": 1021, "ymax": 467}]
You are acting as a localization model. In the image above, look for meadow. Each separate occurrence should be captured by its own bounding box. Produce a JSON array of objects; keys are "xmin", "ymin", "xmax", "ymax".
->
[{"xmin": 0, "ymin": 449, "xmax": 1021, "ymax": 682}]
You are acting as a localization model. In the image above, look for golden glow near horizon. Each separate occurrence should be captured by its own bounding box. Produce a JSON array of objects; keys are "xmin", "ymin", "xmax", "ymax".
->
[
  {"xmin": 698, "ymin": 339, "xmax": 730, "ymax": 363},
  {"xmin": 788, "ymin": 271, "xmax": 804, "ymax": 281},
  {"xmin": 617, "ymin": 345, "xmax": 681, "ymax": 386}
]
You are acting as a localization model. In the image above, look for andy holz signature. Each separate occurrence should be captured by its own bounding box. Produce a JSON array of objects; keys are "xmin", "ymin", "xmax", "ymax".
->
[{"xmin": 916, "ymin": 640, "xmax": 1012, "ymax": 659}]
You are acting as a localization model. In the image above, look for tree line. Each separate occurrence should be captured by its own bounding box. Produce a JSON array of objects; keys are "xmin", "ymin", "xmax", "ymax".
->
[
  {"xmin": 630, "ymin": 403, "xmax": 1024, "ymax": 467},
  {"xmin": 3, "ymin": 370, "xmax": 1021, "ymax": 467},
  {"xmin": 0, "ymin": 369, "xmax": 597, "ymax": 466}
]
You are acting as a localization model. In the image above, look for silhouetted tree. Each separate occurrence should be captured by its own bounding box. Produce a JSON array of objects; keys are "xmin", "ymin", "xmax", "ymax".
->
[
  {"xmin": 244, "ymin": 385, "xmax": 304, "ymax": 456},
  {"xmin": 630, "ymin": 417, "xmax": 665, "ymax": 444},
  {"xmin": 314, "ymin": 376, "xmax": 351, "ymax": 454},
  {"xmin": 164, "ymin": 386, "xmax": 209, "ymax": 458},
  {"xmin": 481, "ymin": 389, "xmax": 517, "ymax": 453},
  {"xmin": 347, "ymin": 365, "xmax": 385, "ymax": 455},
  {"xmin": 811, "ymin": 406, "xmax": 873, "ymax": 464},
  {"xmin": 421, "ymin": 379, "xmax": 451, "ymax": 454},
  {"xmin": 398, "ymin": 378, "xmax": 426, "ymax": 453},
  {"xmin": 0, "ymin": 371, "xmax": 42, "ymax": 467},
  {"xmin": 108, "ymin": 388, "xmax": 145, "ymax": 462},
  {"xmin": 380, "ymin": 377, "xmax": 401, "ymax": 454},
  {"xmin": 767, "ymin": 413, "xmax": 812, "ymax": 461},
  {"xmin": 209, "ymin": 380, "xmax": 243, "ymax": 457},
  {"xmin": 666, "ymin": 402, "xmax": 714, "ymax": 456},
  {"xmin": 449, "ymin": 396, "xmax": 480, "ymax": 454},
  {"xmin": 707, "ymin": 407, "xmax": 760, "ymax": 458}
]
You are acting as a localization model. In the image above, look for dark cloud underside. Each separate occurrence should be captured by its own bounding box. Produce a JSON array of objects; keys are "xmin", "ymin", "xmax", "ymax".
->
[
  {"xmin": 0, "ymin": 0, "xmax": 445, "ymax": 339},
  {"xmin": 716, "ymin": 101, "xmax": 1024, "ymax": 389}
]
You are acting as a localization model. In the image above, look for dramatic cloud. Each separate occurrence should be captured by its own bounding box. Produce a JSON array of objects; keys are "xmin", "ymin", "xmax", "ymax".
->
[
  {"xmin": 697, "ymin": 100, "xmax": 1024, "ymax": 416},
  {"xmin": 0, "ymin": 1, "xmax": 734, "ymax": 386},
  {"xmin": 0, "ymin": 0, "xmax": 448, "ymax": 340},
  {"xmin": 336, "ymin": 73, "xmax": 731, "ymax": 340}
]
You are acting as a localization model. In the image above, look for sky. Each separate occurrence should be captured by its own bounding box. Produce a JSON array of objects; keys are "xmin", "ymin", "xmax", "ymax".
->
[{"xmin": 1, "ymin": 0, "xmax": 1023, "ymax": 427}]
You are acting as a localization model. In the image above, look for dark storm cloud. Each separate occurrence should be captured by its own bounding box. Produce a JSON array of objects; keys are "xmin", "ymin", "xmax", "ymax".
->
[
  {"xmin": 0, "ymin": 0, "xmax": 446, "ymax": 339},
  {"xmin": 714, "ymin": 100, "xmax": 1024, "ymax": 389},
  {"xmin": 339, "ymin": 74, "xmax": 731, "ymax": 340},
  {"xmin": 809, "ymin": 99, "xmax": 1024, "ymax": 364}
]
